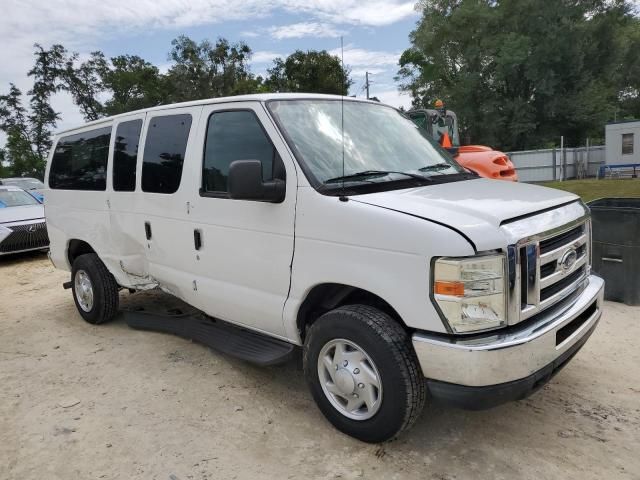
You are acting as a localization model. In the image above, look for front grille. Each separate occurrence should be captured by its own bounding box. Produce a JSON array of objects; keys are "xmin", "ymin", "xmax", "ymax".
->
[
  {"xmin": 512, "ymin": 219, "xmax": 590, "ymax": 323},
  {"xmin": 540, "ymin": 266, "xmax": 586, "ymax": 302},
  {"xmin": 0, "ymin": 222, "xmax": 50, "ymax": 253}
]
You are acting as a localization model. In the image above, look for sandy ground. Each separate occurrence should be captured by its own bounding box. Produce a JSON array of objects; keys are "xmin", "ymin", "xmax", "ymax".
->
[{"xmin": 1, "ymin": 252, "xmax": 639, "ymax": 480}]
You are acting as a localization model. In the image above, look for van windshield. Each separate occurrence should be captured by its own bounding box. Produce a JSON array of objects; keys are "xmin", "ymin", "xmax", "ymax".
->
[{"xmin": 267, "ymin": 99, "xmax": 466, "ymax": 192}]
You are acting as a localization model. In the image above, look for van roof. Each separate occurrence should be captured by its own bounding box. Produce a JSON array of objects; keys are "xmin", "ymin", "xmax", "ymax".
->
[{"xmin": 54, "ymin": 93, "xmax": 382, "ymax": 136}]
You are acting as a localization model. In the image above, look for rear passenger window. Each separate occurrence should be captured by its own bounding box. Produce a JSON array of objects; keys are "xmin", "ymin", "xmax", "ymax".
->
[
  {"xmin": 113, "ymin": 119, "xmax": 142, "ymax": 191},
  {"xmin": 49, "ymin": 127, "xmax": 111, "ymax": 190},
  {"xmin": 142, "ymin": 114, "xmax": 192, "ymax": 194},
  {"xmin": 202, "ymin": 110, "xmax": 277, "ymax": 193}
]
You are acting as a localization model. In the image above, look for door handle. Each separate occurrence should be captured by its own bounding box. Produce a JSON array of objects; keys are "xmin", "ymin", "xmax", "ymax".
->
[
  {"xmin": 144, "ymin": 222, "xmax": 152, "ymax": 240},
  {"xmin": 194, "ymin": 229, "xmax": 202, "ymax": 250}
]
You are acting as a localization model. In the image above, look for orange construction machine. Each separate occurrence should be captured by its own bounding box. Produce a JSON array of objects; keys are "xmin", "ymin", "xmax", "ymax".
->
[{"xmin": 408, "ymin": 100, "xmax": 518, "ymax": 181}]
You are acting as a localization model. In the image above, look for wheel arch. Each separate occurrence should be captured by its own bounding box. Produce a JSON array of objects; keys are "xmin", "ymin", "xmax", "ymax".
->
[
  {"xmin": 296, "ymin": 283, "xmax": 407, "ymax": 342},
  {"xmin": 67, "ymin": 239, "xmax": 96, "ymax": 267}
]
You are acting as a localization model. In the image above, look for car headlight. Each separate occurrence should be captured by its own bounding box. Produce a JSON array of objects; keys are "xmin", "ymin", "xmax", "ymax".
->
[{"xmin": 432, "ymin": 254, "xmax": 507, "ymax": 333}]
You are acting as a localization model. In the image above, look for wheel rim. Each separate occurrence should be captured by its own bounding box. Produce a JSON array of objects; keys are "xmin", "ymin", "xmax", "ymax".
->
[
  {"xmin": 74, "ymin": 269, "xmax": 94, "ymax": 312},
  {"xmin": 317, "ymin": 338, "xmax": 383, "ymax": 421}
]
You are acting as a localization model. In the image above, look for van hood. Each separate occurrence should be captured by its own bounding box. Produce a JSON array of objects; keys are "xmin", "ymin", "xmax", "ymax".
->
[
  {"xmin": 353, "ymin": 178, "xmax": 579, "ymax": 251},
  {"xmin": 0, "ymin": 204, "xmax": 45, "ymax": 224}
]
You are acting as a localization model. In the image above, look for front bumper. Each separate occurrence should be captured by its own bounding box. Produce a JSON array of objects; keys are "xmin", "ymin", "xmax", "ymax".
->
[{"xmin": 413, "ymin": 274, "xmax": 604, "ymax": 409}]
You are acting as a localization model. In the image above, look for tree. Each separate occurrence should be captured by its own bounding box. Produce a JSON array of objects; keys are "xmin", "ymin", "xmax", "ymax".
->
[
  {"xmin": 0, "ymin": 83, "xmax": 44, "ymax": 177},
  {"xmin": 102, "ymin": 55, "xmax": 168, "ymax": 115},
  {"xmin": 166, "ymin": 36, "xmax": 256, "ymax": 102},
  {"xmin": 28, "ymin": 44, "xmax": 65, "ymax": 160},
  {"xmin": 398, "ymin": 0, "xmax": 639, "ymax": 150},
  {"xmin": 265, "ymin": 50, "xmax": 352, "ymax": 95}
]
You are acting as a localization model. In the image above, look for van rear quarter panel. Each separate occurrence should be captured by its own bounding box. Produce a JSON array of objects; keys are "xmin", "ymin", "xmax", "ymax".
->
[
  {"xmin": 45, "ymin": 123, "xmax": 114, "ymax": 274},
  {"xmin": 284, "ymin": 187, "xmax": 475, "ymax": 342}
]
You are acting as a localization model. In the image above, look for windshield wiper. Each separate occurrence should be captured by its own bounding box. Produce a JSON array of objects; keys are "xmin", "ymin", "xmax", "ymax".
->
[
  {"xmin": 323, "ymin": 170, "xmax": 431, "ymax": 185},
  {"xmin": 418, "ymin": 163, "xmax": 453, "ymax": 172}
]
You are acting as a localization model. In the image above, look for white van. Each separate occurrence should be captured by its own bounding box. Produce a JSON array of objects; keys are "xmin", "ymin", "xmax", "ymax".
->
[{"xmin": 45, "ymin": 94, "xmax": 604, "ymax": 442}]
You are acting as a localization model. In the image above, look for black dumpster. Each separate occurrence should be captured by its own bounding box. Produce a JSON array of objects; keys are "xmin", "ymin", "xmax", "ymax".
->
[{"xmin": 588, "ymin": 198, "xmax": 640, "ymax": 305}]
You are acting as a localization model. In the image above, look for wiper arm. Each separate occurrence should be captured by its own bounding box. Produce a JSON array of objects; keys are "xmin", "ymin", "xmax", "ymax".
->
[
  {"xmin": 418, "ymin": 163, "xmax": 453, "ymax": 172},
  {"xmin": 323, "ymin": 170, "xmax": 431, "ymax": 185}
]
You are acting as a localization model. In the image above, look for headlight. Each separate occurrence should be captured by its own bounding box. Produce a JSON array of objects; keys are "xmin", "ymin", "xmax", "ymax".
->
[{"xmin": 432, "ymin": 254, "xmax": 507, "ymax": 333}]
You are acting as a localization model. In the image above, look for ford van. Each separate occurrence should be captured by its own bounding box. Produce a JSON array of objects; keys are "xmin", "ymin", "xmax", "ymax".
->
[{"xmin": 44, "ymin": 94, "xmax": 604, "ymax": 442}]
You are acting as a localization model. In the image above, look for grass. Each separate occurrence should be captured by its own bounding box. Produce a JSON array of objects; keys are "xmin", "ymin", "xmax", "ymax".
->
[{"xmin": 540, "ymin": 179, "xmax": 640, "ymax": 203}]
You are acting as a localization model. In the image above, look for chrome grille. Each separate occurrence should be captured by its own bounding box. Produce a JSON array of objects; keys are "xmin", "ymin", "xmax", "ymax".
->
[
  {"xmin": 508, "ymin": 218, "xmax": 590, "ymax": 324},
  {"xmin": 0, "ymin": 222, "xmax": 50, "ymax": 253}
]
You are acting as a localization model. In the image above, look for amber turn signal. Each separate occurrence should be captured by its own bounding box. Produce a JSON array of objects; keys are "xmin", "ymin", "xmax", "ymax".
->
[{"xmin": 434, "ymin": 280, "xmax": 465, "ymax": 296}]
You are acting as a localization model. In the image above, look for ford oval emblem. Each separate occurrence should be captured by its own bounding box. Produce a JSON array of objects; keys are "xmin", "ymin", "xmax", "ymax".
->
[{"xmin": 560, "ymin": 248, "xmax": 578, "ymax": 272}]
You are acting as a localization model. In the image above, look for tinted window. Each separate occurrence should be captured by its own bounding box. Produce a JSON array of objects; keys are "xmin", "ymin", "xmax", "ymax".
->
[
  {"xmin": 113, "ymin": 119, "xmax": 142, "ymax": 191},
  {"xmin": 142, "ymin": 114, "xmax": 192, "ymax": 194},
  {"xmin": 203, "ymin": 110, "xmax": 277, "ymax": 193},
  {"xmin": 49, "ymin": 127, "xmax": 111, "ymax": 190}
]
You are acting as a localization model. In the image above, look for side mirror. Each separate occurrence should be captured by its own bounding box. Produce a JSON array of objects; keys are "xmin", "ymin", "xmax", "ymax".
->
[{"xmin": 228, "ymin": 160, "xmax": 285, "ymax": 203}]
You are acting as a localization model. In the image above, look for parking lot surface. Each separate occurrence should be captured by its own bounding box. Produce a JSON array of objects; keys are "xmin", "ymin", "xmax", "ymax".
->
[{"xmin": 1, "ymin": 253, "xmax": 639, "ymax": 479}]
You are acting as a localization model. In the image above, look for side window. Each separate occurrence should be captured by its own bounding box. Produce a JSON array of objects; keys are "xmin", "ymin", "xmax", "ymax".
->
[
  {"xmin": 141, "ymin": 114, "xmax": 192, "ymax": 194},
  {"xmin": 622, "ymin": 133, "xmax": 634, "ymax": 155},
  {"xmin": 202, "ymin": 110, "xmax": 280, "ymax": 194},
  {"xmin": 113, "ymin": 119, "xmax": 142, "ymax": 191},
  {"xmin": 49, "ymin": 127, "xmax": 111, "ymax": 190}
]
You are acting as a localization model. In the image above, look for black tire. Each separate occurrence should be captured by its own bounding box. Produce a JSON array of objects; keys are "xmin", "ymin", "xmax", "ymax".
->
[
  {"xmin": 303, "ymin": 305, "xmax": 426, "ymax": 443},
  {"xmin": 71, "ymin": 253, "xmax": 119, "ymax": 324}
]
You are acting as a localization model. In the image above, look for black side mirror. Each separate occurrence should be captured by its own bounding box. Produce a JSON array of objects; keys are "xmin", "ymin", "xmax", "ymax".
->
[{"xmin": 228, "ymin": 160, "xmax": 285, "ymax": 203}]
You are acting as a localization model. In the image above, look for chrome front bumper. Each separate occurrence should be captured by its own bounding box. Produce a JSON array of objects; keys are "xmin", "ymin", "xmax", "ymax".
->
[{"xmin": 413, "ymin": 275, "xmax": 604, "ymax": 388}]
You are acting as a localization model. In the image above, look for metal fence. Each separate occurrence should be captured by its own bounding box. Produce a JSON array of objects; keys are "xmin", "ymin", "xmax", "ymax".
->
[{"xmin": 507, "ymin": 146, "xmax": 605, "ymax": 182}]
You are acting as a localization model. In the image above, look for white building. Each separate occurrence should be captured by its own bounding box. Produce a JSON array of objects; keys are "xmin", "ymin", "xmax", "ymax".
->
[{"xmin": 605, "ymin": 120, "xmax": 640, "ymax": 165}]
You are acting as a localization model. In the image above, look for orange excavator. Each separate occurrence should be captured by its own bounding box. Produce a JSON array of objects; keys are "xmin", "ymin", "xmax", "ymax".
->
[{"xmin": 408, "ymin": 100, "xmax": 518, "ymax": 181}]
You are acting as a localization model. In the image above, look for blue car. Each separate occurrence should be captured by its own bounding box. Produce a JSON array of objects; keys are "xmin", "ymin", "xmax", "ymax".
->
[{"xmin": 0, "ymin": 177, "xmax": 45, "ymax": 203}]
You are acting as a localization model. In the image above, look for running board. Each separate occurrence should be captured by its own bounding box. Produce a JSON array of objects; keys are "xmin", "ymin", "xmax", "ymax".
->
[{"xmin": 122, "ymin": 310, "xmax": 294, "ymax": 367}]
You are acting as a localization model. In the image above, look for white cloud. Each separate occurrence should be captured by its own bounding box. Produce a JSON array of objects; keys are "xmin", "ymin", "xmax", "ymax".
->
[
  {"xmin": 350, "ymin": 67, "xmax": 386, "ymax": 77},
  {"xmin": 374, "ymin": 89, "xmax": 411, "ymax": 110},
  {"xmin": 251, "ymin": 51, "xmax": 284, "ymax": 64},
  {"xmin": 268, "ymin": 22, "xmax": 345, "ymax": 39},
  {"xmin": 330, "ymin": 46, "xmax": 401, "ymax": 68}
]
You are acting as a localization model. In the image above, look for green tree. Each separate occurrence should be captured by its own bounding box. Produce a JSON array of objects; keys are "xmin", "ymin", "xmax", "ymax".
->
[
  {"xmin": 102, "ymin": 55, "xmax": 169, "ymax": 115},
  {"xmin": 265, "ymin": 50, "xmax": 352, "ymax": 95},
  {"xmin": 0, "ymin": 83, "xmax": 45, "ymax": 177},
  {"xmin": 28, "ymin": 44, "xmax": 65, "ymax": 160},
  {"xmin": 166, "ymin": 36, "xmax": 256, "ymax": 102},
  {"xmin": 398, "ymin": 0, "xmax": 638, "ymax": 150}
]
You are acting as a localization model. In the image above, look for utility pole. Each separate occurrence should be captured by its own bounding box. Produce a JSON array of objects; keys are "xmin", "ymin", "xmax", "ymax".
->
[{"xmin": 365, "ymin": 71, "xmax": 371, "ymax": 99}]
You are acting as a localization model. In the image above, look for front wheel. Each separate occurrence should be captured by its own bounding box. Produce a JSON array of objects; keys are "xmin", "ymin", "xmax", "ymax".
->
[
  {"xmin": 303, "ymin": 305, "xmax": 426, "ymax": 443},
  {"xmin": 71, "ymin": 253, "xmax": 119, "ymax": 324}
]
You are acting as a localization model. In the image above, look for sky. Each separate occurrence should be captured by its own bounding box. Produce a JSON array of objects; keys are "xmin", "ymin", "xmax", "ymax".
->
[{"xmin": 0, "ymin": 0, "xmax": 421, "ymax": 140}]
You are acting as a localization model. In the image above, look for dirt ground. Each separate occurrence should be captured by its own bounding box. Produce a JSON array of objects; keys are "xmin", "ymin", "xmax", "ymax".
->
[{"xmin": 1, "ymin": 252, "xmax": 639, "ymax": 480}]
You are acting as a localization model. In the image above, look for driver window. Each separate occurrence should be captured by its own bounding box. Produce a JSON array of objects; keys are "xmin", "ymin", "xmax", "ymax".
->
[{"xmin": 202, "ymin": 110, "xmax": 282, "ymax": 194}]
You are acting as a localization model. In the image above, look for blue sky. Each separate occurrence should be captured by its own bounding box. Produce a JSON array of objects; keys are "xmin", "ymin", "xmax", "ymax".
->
[{"xmin": 0, "ymin": 0, "xmax": 421, "ymax": 137}]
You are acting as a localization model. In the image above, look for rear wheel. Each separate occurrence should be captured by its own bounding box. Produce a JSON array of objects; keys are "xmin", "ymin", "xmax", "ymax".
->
[
  {"xmin": 71, "ymin": 253, "xmax": 119, "ymax": 324},
  {"xmin": 303, "ymin": 305, "xmax": 426, "ymax": 443}
]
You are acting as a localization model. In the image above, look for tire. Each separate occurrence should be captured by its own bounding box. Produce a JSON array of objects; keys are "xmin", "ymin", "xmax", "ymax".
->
[
  {"xmin": 71, "ymin": 253, "xmax": 119, "ymax": 324},
  {"xmin": 303, "ymin": 304, "xmax": 426, "ymax": 443}
]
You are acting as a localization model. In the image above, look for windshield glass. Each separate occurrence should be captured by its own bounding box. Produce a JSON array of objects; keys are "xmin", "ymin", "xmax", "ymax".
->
[
  {"xmin": 3, "ymin": 178, "xmax": 45, "ymax": 190},
  {"xmin": 409, "ymin": 111, "xmax": 460, "ymax": 147},
  {"xmin": 267, "ymin": 100, "xmax": 464, "ymax": 189},
  {"xmin": 0, "ymin": 190, "xmax": 40, "ymax": 207}
]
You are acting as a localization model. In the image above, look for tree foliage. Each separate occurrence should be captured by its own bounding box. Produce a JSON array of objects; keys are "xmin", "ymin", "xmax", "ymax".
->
[
  {"xmin": 265, "ymin": 50, "xmax": 352, "ymax": 95},
  {"xmin": 398, "ymin": 0, "xmax": 640, "ymax": 150}
]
